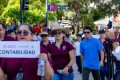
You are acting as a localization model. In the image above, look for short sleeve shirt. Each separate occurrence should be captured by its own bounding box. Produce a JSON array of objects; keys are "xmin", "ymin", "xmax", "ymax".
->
[
  {"xmin": 1, "ymin": 47, "xmax": 46, "ymax": 80},
  {"xmin": 48, "ymin": 41, "xmax": 74, "ymax": 73},
  {"xmin": 80, "ymin": 37, "xmax": 103, "ymax": 70},
  {"xmin": 74, "ymin": 41, "xmax": 81, "ymax": 56}
]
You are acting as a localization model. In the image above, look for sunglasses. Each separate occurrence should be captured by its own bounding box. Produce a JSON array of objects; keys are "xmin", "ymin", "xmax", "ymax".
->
[
  {"xmin": 17, "ymin": 30, "xmax": 31, "ymax": 36},
  {"xmin": 54, "ymin": 31, "xmax": 63, "ymax": 35},
  {"xmin": 41, "ymin": 35, "xmax": 48, "ymax": 37},
  {"xmin": 84, "ymin": 31, "xmax": 90, "ymax": 34}
]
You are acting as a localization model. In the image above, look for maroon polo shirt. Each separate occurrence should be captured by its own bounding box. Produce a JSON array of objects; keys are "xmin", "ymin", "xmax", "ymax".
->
[
  {"xmin": 1, "ymin": 47, "xmax": 46, "ymax": 80},
  {"xmin": 3, "ymin": 35, "xmax": 16, "ymax": 41},
  {"xmin": 48, "ymin": 40, "xmax": 74, "ymax": 73},
  {"xmin": 0, "ymin": 35, "xmax": 16, "ymax": 64},
  {"xmin": 40, "ymin": 41, "xmax": 51, "ymax": 52},
  {"xmin": 41, "ymin": 41, "xmax": 51, "ymax": 63}
]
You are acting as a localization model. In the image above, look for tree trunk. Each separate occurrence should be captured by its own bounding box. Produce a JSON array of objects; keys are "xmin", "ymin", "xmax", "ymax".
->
[{"xmin": 71, "ymin": 2, "xmax": 81, "ymax": 34}]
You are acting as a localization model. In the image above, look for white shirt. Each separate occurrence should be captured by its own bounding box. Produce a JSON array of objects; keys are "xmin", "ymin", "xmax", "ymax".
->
[
  {"xmin": 65, "ymin": 37, "xmax": 72, "ymax": 44},
  {"xmin": 33, "ymin": 35, "xmax": 41, "ymax": 41},
  {"xmin": 92, "ymin": 35, "xmax": 100, "ymax": 39},
  {"xmin": 74, "ymin": 41, "xmax": 81, "ymax": 56},
  {"xmin": 112, "ymin": 46, "xmax": 120, "ymax": 61}
]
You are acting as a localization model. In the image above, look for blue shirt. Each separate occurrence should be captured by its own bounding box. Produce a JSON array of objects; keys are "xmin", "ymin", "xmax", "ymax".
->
[{"xmin": 80, "ymin": 37, "xmax": 103, "ymax": 70}]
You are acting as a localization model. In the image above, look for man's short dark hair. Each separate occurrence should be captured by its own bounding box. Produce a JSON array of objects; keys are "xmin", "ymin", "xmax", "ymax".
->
[
  {"xmin": 0, "ymin": 23, "xmax": 6, "ymax": 29},
  {"xmin": 84, "ymin": 26, "xmax": 93, "ymax": 32}
]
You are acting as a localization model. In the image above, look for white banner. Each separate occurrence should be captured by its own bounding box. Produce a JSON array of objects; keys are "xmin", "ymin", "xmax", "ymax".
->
[{"xmin": 0, "ymin": 41, "xmax": 40, "ymax": 58}]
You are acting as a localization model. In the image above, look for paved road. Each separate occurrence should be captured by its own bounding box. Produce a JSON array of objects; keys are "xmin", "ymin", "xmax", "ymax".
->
[{"xmin": 73, "ymin": 63, "xmax": 93, "ymax": 80}]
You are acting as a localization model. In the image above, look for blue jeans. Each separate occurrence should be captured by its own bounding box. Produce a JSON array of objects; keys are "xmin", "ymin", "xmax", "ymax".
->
[
  {"xmin": 52, "ymin": 72, "xmax": 74, "ymax": 80},
  {"xmin": 100, "ymin": 62, "xmax": 108, "ymax": 80}
]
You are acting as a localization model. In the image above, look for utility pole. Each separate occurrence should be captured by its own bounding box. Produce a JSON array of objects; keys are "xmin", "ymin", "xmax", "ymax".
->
[
  {"xmin": 46, "ymin": 0, "xmax": 48, "ymax": 26},
  {"xmin": 20, "ymin": 0, "xmax": 23, "ymax": 23}
]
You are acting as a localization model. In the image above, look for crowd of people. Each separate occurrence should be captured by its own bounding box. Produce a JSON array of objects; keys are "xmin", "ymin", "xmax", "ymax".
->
[{"xmin": 0, "ymin": 22, "xmax": 119, "ymax": 80}]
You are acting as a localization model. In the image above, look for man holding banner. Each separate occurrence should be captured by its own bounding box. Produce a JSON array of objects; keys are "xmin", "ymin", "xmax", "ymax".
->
[{"xmin": 0, "ymin": 24, "xmax": 53, "ymax": 80}]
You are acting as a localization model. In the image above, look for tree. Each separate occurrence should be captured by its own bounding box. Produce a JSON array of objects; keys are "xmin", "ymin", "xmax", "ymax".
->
[
  {"xmin": 61, "ymin": 0, "xmax": 120, "ymax": 34},
  {"xmin": 0, "ymin": 0, "xmax": 8, "ymax": 15},
  {"xmin": 64, "ymin": 0, "xmax": 100, "ymax": 34},
  {"xmin": 0, "ymin": 0, "xmax": 56, "ymax": 24}
]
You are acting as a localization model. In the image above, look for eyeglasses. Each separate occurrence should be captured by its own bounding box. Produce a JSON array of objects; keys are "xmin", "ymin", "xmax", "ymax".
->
[
  {"xmin": 17, "ymin": 30, "xmax": 31, "ymax": 36},
  {"xmin": 54, "ymin": 31, "xmax": 62, "ymax": 35},
  {"xmin": 84, "ymin": 32, "xmax": 90, "ymax": 34},
  {"xmin": 41, "ymin": 35, "xmax": 48, "ymax": 37}
]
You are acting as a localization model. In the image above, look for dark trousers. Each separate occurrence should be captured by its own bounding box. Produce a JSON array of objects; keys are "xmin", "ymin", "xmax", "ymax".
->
[
  {"xmin": 114, "ymin": 61, "xmax": 120, "ymax": 80},
  {"xmin": 76, "ymin": 56, "xmax": 82, "ymax": 73},
  {"xmin": 82, "ymin": 67, "xmax": 100, "ymax": 80}
]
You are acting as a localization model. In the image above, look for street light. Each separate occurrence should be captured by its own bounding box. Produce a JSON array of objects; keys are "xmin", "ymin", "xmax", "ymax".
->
[
  {"xmin": 20, "ymin": 0, "xmax": 29, "ymax": 23},
  {"xmin": 22, "ymin": 0, "xmax": 29, "ymax": 10}
]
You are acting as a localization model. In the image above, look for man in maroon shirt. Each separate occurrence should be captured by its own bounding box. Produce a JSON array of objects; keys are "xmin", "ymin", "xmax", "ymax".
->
[
  {"xmin": 0, "ymin": 23, "xmax": 16, "ymax": 64},
  {"xmin": 99, "ymin": 29, "xmax": 108, "ymax": 80}
]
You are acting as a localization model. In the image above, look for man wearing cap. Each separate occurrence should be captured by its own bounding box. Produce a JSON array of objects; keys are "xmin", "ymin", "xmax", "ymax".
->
[
  {"xmin": 0, "ymin": 23, "xmax": 16, "ymax": 63},
  {"xmin": 48, "ymin": 24, "xmax": 75, "ymax": 80},
  {"xmin": 74, "ymin": 34, "xmax": 82, "ymax": 73},
  {"xmin": 99, "ymin": 29, "xmax": 109, "ymax": 80}
]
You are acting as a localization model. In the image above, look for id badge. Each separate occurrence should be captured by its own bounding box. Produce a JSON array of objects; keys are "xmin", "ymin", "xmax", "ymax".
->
[{"xmin": 16, "ymin": 72, "xmax": 23, "ymax": 80}]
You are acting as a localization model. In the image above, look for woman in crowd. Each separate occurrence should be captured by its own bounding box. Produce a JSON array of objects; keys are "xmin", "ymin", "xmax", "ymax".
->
[
  {"xmin": 48, "ymin": 24, "xmax": 75, "ymax": 80},
  {"xmin": 0, "ymin": 23, "xmax": 53, "ymax": 80},
  {"xmin": 7, "ymin": 30, "xmax": 17, "ymax": 40}
]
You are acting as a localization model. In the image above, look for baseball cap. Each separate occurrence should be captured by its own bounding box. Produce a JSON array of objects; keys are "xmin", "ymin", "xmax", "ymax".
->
[
  {"xmin": 99, "ymin": 29, "xmax": 105, "ymax": 34},
  {"xmin": 76, "ymin": 34, "xmax": 82, "ymax": 37}
]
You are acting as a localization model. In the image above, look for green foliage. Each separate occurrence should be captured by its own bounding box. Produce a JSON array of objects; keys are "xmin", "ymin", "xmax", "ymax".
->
[
  {"xmin": 1, "ymin": 0, "xmax": 120, "ymax": 27},
  {"xmin": 0, "ymin": 0, "xmax": 8, "ymax": 15},
  {"xmin": 0, "ymin": 0, "xmax": 56, "ymax": 24},
  {"xmin": 91, "ymin": 8, "xmax": 107, "ymax": 21},
  {"xmin": 64, "ymin": 0, "xmax": 120, "ymax": 30}
]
